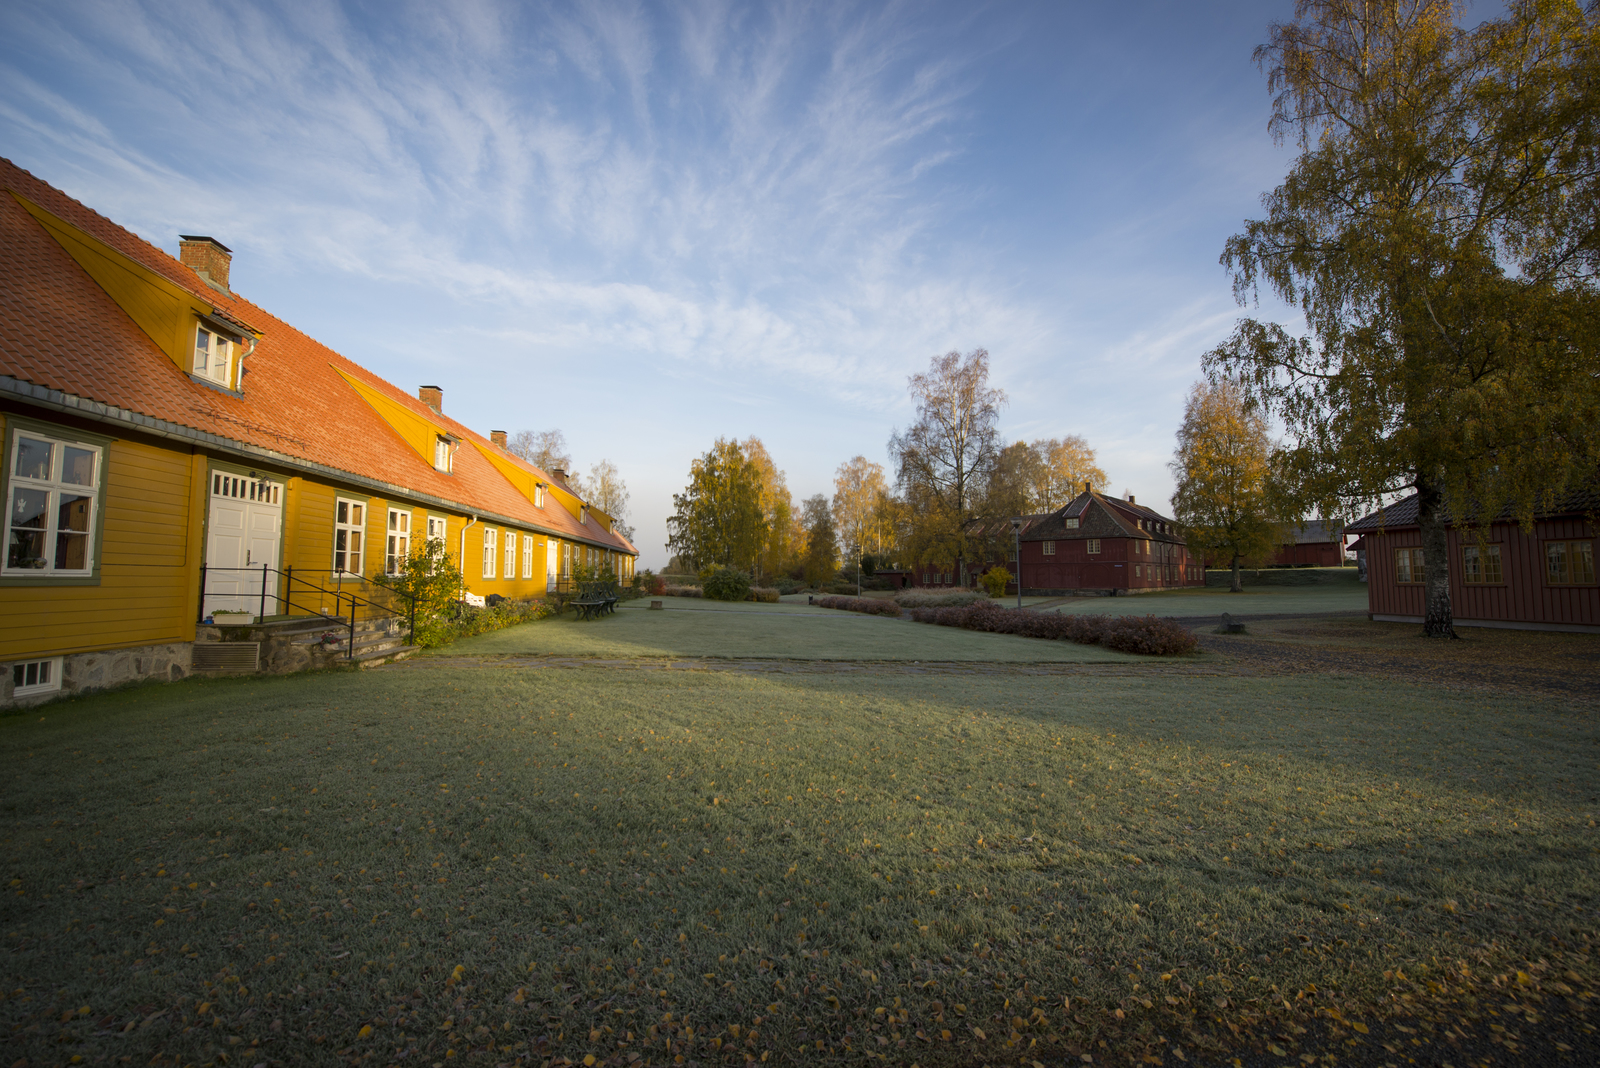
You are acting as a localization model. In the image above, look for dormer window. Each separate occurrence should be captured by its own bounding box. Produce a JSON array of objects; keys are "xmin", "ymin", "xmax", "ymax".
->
[
  {"xmin": 434, "ymin": 436, "xmax": 454, "ymax": 473},
  {"xmin": 535, "ymin": 483, "xmax": 546, "ymax": 508},
  {"xmin": 193, "ymin": 324, "xmax": 235, "ymax": 388},
  {"xmin": 1064, "ymin": 517, "xmax": 1079, "ymax": 529}
]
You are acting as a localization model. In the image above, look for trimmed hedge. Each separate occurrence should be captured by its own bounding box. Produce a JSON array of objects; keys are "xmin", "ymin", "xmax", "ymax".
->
[
  {"xmin": 815, "ymin": 595, "xmax": 903, "ymax": 617},
  {"xmin": 663, "ymin": 584, "xmax": 703, "ymax": 598},
  {"xmin": 748, "ymin": 587, "xmax": 781, "ymax": 603},
  {"xmin": 906, "ymin": 603, "xmax": 1197, "ymax": 656}
]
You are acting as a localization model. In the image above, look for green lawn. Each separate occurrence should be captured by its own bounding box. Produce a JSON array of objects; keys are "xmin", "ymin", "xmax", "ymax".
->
[
  {"xmin": 440, "ymin": 598, "xmax": 1146, "ymax": 663},
  {"xmin": 2, "ymin": 663, "xmax": 1593, "ymax": 1066},
  {"xmin": 1048, "ymin": 580, "xmax": 1368, "ymax": 620}
]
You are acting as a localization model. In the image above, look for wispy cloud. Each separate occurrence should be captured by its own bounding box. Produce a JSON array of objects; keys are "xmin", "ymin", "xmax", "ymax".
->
[{"xmin": 1, "ymin": 0, "xmax": 1300, "ymax": 557}]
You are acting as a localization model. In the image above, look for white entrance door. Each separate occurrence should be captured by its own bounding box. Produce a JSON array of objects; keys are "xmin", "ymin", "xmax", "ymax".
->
[
  {"xmin": 546, "ymin": 540, "xmax": 558, "ymax": 591},
  {"xmin": 204, "ymin": 473, "xmax": 283, "ymax": 619}
]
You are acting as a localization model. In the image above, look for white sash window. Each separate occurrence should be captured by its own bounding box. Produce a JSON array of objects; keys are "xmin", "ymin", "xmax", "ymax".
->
[
  {"xmin": 333, "ymin": 499, "xmax": 366, "ymax": 574},
  {"xmin": 483, "ymin": 527, "xmax": 498, "ymax": 578},
  {"xmin": 5, "ymin": 431, "xmax": 101, "ymax": 575}
]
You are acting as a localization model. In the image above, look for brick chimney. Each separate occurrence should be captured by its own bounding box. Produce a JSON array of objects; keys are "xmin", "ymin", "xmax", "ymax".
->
[
  {"xmin": 1128, "ymin": 494, "xmax": 1136, "ymax": 504},
  {"xmin": 490, "ymin": 430, "xmax": 507, "ymax": 449},
  {"xmin": 418, "ymin": 385, "xmax": 442, "ymax": 412},
  {"xmin": 179, "ymin": 235, "xmax": 233, "ymax": 292},
  {"xmin": 1084, "ymin": 481, "xmax": 1093, "ymax": 493},
  {"xmin": 551, "ymin": 468, "xmax": 569, "ymax": 488}
]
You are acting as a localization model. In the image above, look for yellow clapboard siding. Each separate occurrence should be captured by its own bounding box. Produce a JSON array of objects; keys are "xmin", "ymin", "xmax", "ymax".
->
[{"xmin": 0, "ymin": 435, "xmax": 195, "ymax": 659}]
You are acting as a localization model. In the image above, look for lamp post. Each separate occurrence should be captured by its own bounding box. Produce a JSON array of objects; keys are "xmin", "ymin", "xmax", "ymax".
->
[{"xmin": 1010, "ymin": 516, "xmax": 1023, "ymax": 609}]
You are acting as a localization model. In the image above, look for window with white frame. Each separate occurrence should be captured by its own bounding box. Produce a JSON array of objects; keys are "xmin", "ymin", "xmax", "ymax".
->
[
  {"xmin": 1042, "ymin": 540, "xmax": 1055, "ymax": 555},
  {"xmin": 522, "ymin": 535, "xmax": 534, "ymax": 579},
  {"xmin": 535, "ymin": 483, "xmax": 546, "ymax": 507},
  {"xmin": 562, "ymin": 542, "xmax": 571, "ymax": 576},
  {"xmin": 5, "ymin": 430, "xmax": 101, "ymax": 575},
  {"xmin": 434, "ymin": 437, "xmax": 454, "ymax": 473},
  {"xmin": 192, "ymin": 324, "xmax": 236, "ymax": 388},
  {"xmin": 333, "ymin": 499, "xmax": 366, "ymax": 574},
  {"xmin": 1086, "ymin": 539, "xmax": 1101, "ymax": 554},
  {"xmin": 505, "ymin": 532, "xmax": 517, "ymax": 581},
  {"xmin": 483, "ymin": 527, "xmax": 498, "ymax": 578},
  {"xmin": 1064, "ymin": 517, "xmax": 1079, "ymax": 529},
  {"xmin": 385, "ymin": 508, "xmax": 412, "ymax": 575},
  {"xmin": 11, "ymin": 656, "xmax": 61, "ymax": 698}
]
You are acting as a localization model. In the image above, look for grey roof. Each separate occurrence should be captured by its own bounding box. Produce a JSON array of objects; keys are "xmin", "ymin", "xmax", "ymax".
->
[
  {"xmin": 1345, "ymin": 485, "xmax": 1600, "ymax": 532},
  {"xmin": 1283, "ymin": 519, "xmax": 1342, "ymax": 544}
]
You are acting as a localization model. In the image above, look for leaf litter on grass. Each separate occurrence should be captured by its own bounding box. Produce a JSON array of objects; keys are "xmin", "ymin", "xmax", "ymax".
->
[{"xmin": 0, "ymin": 665, "xmax": 1596, "ymax": 1066}]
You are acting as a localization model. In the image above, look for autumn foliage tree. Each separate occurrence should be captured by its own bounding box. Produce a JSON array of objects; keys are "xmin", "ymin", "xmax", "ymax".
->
[
  {"xmin": 1170, "ymin": 381, "xmax": 1282, "ymax": 592},
  {"xmin": 1212, "ymin": 0, "xmax": 1600, "ymax": 635},
  {"xmin": 665, "ymin": 439, "xmax": 766, "ymax": 572},
  {"xmin": 831, "ymin": 456, "xmax": 894, "ymax": 591},
  {"xmin": 889, "ymin": 349, "xmax": 1006, "ymax": 577}
]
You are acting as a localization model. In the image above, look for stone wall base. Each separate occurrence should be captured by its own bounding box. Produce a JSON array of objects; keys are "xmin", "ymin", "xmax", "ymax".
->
[{"xmin": 1, "ymin": 642, "xmax": 192, "ymax": 709}]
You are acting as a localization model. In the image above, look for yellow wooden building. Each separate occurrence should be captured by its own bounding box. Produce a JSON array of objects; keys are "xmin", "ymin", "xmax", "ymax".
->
[{"xmin": 0, "ymin": 158, "xmax": 636, "ymax": 706}]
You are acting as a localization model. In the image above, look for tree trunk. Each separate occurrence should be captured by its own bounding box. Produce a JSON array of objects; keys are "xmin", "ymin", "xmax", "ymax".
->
[
  {"xmin": 1230, "ymin": 553, "xmax": 1243, "ymax": 593},
  {"xmin": 1416, "ymin": 476, "xmax": 1457, "ymax": 638}
]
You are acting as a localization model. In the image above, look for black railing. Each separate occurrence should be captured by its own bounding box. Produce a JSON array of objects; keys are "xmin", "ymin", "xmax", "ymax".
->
[{"xmin": 197, "ymin": 565, "xmax": 416, "ymax": 660}]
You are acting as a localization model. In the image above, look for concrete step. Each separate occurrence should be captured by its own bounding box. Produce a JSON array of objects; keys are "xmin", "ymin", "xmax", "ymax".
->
[{"xmin": 356, "ymin": 644, "xmax": 420, "ymax": 669}]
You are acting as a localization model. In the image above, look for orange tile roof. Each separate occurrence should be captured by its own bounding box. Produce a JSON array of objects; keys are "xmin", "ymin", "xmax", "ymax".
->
[{"xmin": 0, "ymin": 157, "xmax": 633, "ymax": 556}]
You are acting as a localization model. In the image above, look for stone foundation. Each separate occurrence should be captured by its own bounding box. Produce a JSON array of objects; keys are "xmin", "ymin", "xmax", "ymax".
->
[{"xmin": 0, "ymin": 641, "xmax": 192, "ymax": 709}]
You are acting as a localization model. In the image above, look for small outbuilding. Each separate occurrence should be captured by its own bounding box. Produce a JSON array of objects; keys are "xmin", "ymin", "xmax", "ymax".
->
[{"xmin": 1344, "ymin": 491, "xmax": 1598, "ymax": 633}]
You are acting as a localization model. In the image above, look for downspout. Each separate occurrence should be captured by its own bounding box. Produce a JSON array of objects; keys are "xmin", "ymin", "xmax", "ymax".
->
[{"xmin": 459, "ymin": 515, "xmax": 478, "ymax": 603}]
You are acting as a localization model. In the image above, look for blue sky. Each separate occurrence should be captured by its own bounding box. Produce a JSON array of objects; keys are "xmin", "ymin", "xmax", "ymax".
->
[{"xmin": 1, "ymin": 0, "xmax": 1321, "ymax": 567}]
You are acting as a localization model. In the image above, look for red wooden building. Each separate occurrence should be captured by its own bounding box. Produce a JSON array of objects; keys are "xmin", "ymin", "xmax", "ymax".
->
[
  {"xmin": 1344, "ymin": 492, "xmax": 1599, "ymax": 633},
  {"xmin": 1203, "ymin": 519, "xmax": 1347, "ymax": 569},
  {"xmin": 915, "ymin": 488, "xmax": 1205, "ymax": 595}
]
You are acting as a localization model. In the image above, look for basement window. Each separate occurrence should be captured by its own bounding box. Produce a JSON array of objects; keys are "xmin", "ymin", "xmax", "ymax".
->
[
  {"xmin": 11, "ymin": 657, "xmax": 62, "ymax": 698},
  {"xmin": 10, "ymin": 655, "xmax": 61, "ymax": 697}
]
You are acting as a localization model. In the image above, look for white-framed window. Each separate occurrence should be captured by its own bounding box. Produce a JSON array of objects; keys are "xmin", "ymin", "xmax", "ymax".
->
[
  {"xmin": 522, "ymin": 535, "xmax": 534, "ymax": 579},
  {"xmin": 562, "ymin": 542, "xmax": 572, "ymax": 576},
  {"xmin": 535, "ymin": 483, "xmax": 546, "ymax": 507},
  {"xmin": 434, "ymin": 437, "xmax": 454, "ymax": 473},
  {"xmin": 483, "ymin": 527, "xmax": 498, "ymax": 578},
  {"xmin": 505, "ymin": 532, "xmax": 517, "ymax": 581},
  {"xmin": 5, "ymin": 431, "xmax": 101, "ymax": 575},
  {"xmin": 385, "ymin": 508, "xmax": 412, "ymax": 575},
  {"xmin": 192, "ymin": 324, "xmax": 235, "ymax": 387},
  {"xmin": 1087, "ymin": 539, "xmax": 1101, "ymax": 555},
  {"xmin": 1064, "ymin": 517, "xmax": 1079, "ymax": 529},
  {"xmin": 1042, "ymin": 540, "xmax": 1055, "ymax": 555},
  {"xmin": 10, "ymin": 656, "xmax": 62, "ymax": 698},
  {"xmin": 333, "ymin": 499, "xmax": 366, "ymax": 574}
]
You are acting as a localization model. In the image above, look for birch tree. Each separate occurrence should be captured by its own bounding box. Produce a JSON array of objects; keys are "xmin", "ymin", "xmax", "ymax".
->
[
  {"xmin": 1212, "ymin": 0, "xmax": 1600, "ymax": 636},
  {"xmin": 888, "ymin": 349, "xmax": 1006, "ymax": 570}
]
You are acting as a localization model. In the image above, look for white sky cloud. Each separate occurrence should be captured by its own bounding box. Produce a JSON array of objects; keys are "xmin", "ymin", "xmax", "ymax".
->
[{"xmin": 0, "ymin": 0, "xmax": 1308, "ymax": 567}]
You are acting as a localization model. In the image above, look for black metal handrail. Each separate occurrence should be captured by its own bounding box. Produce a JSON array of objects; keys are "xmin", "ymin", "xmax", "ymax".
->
[{"xmin": 197, "ymin": 565, "xmax": 416, "ymax": 660}]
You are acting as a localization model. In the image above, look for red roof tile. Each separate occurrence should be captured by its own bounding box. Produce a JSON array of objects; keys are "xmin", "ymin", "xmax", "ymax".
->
[{"xmin": 0, "ymin": 157, "xmax": 633, "ymax": 555}]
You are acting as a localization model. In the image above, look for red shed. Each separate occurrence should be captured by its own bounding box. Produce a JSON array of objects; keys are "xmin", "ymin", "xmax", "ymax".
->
[{"xmin": 1344, "ymin": 492, "xmax": 1599, "ymax": 633}]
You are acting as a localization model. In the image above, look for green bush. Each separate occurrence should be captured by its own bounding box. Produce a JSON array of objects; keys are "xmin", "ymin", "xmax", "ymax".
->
[
  {"xmin": 701, "ymin": 566, "xmax": 752, "ymax": 602},
  {"xmin": 747, "ymin": 587, "xmax": 780, "ymax": 603},
  {"xmin": 979, "ymin": 566, "xmax": 1012, "ymax": 599}
]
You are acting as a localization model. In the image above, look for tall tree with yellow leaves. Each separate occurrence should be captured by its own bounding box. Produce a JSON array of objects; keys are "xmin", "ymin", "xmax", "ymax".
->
[
  {"xmin": 1212, "ymin": 0, "xmax": 1600, "ymax": 635},
  {"xmin": 1170, "ymin": 381, "xmax": 1282, "ymax": 593}
]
